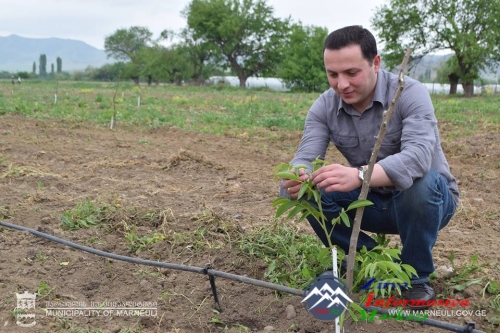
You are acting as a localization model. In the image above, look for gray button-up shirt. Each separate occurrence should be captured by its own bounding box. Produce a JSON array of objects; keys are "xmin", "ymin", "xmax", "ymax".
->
[{"xmin": 285, "ymin": 69, "xmax": 459, "ymax": 205}]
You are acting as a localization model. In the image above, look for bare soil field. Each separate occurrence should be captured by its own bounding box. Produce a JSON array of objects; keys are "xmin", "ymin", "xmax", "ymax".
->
[{"xmin": 0, "ymin": 115, "xmax": 499, "ymax": 333}]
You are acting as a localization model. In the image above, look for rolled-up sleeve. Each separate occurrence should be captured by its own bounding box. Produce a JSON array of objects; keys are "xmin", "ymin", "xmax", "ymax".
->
[{"xmin": 378, "ymin": 82, "xmax": 437, "ymax": 191}]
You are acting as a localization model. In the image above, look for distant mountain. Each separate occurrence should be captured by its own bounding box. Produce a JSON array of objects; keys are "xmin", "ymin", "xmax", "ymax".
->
[{"xmin": 0, "ymin": 34, "xmax": 113, "ymax": 72}]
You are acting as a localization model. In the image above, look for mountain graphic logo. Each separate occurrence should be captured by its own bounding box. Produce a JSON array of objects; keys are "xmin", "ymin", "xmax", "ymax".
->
[{"xmin": 302, "ymin": 275, "xmax": 352, "ymax": 321}]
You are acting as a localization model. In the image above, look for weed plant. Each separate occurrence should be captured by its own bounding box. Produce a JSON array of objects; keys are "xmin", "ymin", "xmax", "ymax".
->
[{"xmin": 60, "ymin": 198, "xmax": 111, "ymax": 230}]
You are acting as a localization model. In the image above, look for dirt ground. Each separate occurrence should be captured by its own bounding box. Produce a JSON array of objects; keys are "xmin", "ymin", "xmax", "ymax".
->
[{"xmin": 0, "ymin": 115, "xmax": 499, "ymax": 333}]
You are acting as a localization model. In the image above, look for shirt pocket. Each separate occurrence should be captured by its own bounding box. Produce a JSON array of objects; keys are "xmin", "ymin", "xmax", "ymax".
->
[
  {"xmin": 379, "ymin": 128, "xmax": 402, "ymax": 159},
  {"xmin": 331, "ymin": 134, "xmax": 361, "ymax": 165}
]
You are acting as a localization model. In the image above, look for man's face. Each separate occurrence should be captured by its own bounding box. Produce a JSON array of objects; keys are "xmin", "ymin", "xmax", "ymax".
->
[{"xmin": 324, "ymin": 45, "xmax": 380, "ymax": 112}]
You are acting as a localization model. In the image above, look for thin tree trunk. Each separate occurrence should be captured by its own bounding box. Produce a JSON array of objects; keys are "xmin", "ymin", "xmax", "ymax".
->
[
  {"xmin": 463, "ymin": 82, "xmax": 474, "ymax": 97},
  {"xmin": 448, "ymin": 73, "xmax": 459, "ymax": 94},
  {"xmin": 345, "ymin": 48, "xmax": 412, "ymax": 291}
]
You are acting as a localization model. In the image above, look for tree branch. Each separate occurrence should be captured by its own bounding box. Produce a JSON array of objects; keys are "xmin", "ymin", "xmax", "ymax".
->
[{"xmin": 345, "ymin": 48, "xmax": 412, "ymax": 291}]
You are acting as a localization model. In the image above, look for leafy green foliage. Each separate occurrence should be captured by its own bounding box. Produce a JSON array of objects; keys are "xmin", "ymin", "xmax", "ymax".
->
[
  {"xmin": 37, "ymin": 281, "xmax": 55, "ymax": 299},
  {"xmin": 178, "ymin": 27, "xmax": 215, "ymax": 84},
  {"xmin": 125, "ymin": 227, "xmax": 165, "ymax": 253},
  {"xmin": 104, "ymin": 26, "xmax": 153, "ymax": 62},
  {"xmin": 272, "ymin": 160, "xmax": 418, "ymax": 304},
  {"xmin": 277, "ymin": 24, "xmax": 329, "ymax": 93},
  {"xmin": 60, "ymin": 198, "xmax": 110, "ymax": 230},
  {"xmin": 445, "ymin": 252, "xmax": 483, "ymax": 292},
  {"xmin": 372, "ymin": 0, "xmax": 500, "ymax": 97},
  {"xmin": 355, "ymin": 245, "xmax": 417, "ymax": 298},
  {"xmin": 184, "ymin": 0, "xmax": 290, "ymax": 88},
  {"xmin": 272, "ymin": 160, "xmax": 373, "ymax": 248},
  {"xmin": 237, "ymin": 222, "xmax": 335, "ymax": 288}
]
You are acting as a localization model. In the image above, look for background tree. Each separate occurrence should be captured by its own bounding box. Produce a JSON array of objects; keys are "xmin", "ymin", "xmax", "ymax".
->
[
  {"xmin": 32, "ymin": 62, "xmax": 36, "ymax": 75},
  {"xmin": 164, "ymin": 46, "xmax": 193, "ymax": 85},
  {"xmin": 16, "ymin": 72, "xmax": 30, "ymax": 79},
  {"xmin": 104, "ymin": 26, "xmax": 153, "ymax": 83},
  {"xmin": 88, "ymin": 62, "xmax": 128, "ymax": 81},
  {"xmin": 372, "ymin": 0, "xmax": 500, "ymax": 97},
  {"xmin": 39, "ymin": 54, "xmax": 47, "ymax": 77},
  {"xmin": 434, "ymin": 57, "xmax": 466, "ymax": 94},
  {"xmin": 178, "ymin": 27, "xmax": 214, "ymax": 84},
  {"xmin": 184, "ymin": 0, "xmax": 290, "ymax": 88},
  {"xmin": 277, "ymin": 24, "xmax": 329, "ymax": 92},
  {"xmin": 137, "ymin": 45, "xmax": 192, "ymax": 85},
  {"xmin": 51, "ymin": 63, "xmax": 55, "ymax": 75},
  {"xmin": 104, "ymin": 26, "xmax": 153, "ymax": 62},
  {"xmin": 56, "ymin": 57, "xmax": 62, "ymax": 73}
]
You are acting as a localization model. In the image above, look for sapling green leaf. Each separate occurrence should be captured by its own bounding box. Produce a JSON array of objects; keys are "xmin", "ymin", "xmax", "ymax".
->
[
  {"xmin": 383, "ymin": 248, "xmax": 401, "ymax": 259},
  {"xmin": 275, "ymin": 200, "xmax": 297, "ymax": 218},
  {"xmin": 287, "ymin": 206, "xmax": 304, "ymax": 220},
  {"xmin": 272, "ymin": 159, "xmax": 417, "ymax": 323},
  {"xmin": 294, "ymin": 164, "xmax": 310, "ymax": 173},
  {"xmin": 273, "ymin": 162, "xmax": 291, "ymax": 172},
  {"xmin": 296, "ymin": 212, "xmax": 310, "ymax": 223},
  {"xmin": 298, "ymin": 182, "xmax": 308, "ymax": 199},
  {"xmin": 275, "ymin": 171, "xmax": 299, "ymax": 181},
  {"xmin": 347, "ymin": 199, "xmax": 374, "ymax": 210},
  {"xmin": 272, "ymin": 197, "xmax": 289, "ymax": 207},
  {"xmin": 347, "ymin": 302, "xmax": 363, "ymax": 321},
  {"xmin": 312, "ymin": 189, "xmax": 320, "ymax": 203},
  {"xmin": 311, "ymin": 158, "xmax": 325, "ymax": 171},
  {"xmin": 339, "ymin": 210, "xmax": 351, "ymax": 227}
]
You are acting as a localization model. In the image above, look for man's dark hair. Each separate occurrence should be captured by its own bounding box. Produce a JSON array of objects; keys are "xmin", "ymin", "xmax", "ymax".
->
[{"xmin": 323, "ymin": 25, "xmax": 378, "ymax": 63}]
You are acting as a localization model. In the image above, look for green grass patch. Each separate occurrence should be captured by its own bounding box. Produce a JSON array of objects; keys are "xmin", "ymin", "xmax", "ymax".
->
[
  {"xmin": 2, "ymin": 81, "xmax": 499, "ymax": 139},
  {"xmin": 60, "ymin": 198, "xmax": 112, "ymax": 230},
  {"xmin": 433, "ymin": 94, "xmax": 500, "ymax": 138},
  {"xmin": 0, "ymin": 81, "xmax": 314, "ymax": 136},
  {"xmin": 238, "ymin": 222, "xmax": 334, "ymax": 289}
]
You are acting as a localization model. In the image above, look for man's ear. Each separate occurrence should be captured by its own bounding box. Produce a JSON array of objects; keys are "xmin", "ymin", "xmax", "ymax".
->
[{"xmin": 373, "ymin": 54, "xmax": 381, "ymax": 72}]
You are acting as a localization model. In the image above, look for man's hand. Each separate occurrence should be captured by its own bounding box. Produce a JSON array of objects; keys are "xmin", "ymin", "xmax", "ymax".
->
[
  {"xmin": 311, "ymin": 164, "xmax": 361, "ymax": 193},
  {"xmin": 283, "ymin": 168, "xmax": 309, "ymax": 199}
]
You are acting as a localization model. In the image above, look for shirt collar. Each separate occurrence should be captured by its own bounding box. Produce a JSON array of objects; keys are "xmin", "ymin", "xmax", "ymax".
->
[
  {"xmin": 336, "ymin": 69, "xmax": 387, "ymax": 115},
  {"xmin": 372, "ymin": 70, "xmax": 387, "ymax": 109}
]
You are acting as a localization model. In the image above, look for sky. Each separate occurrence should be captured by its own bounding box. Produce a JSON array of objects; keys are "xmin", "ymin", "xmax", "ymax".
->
[{"xmin": 0, "ymin": 0, "xmax": 388, "ymax": 50}]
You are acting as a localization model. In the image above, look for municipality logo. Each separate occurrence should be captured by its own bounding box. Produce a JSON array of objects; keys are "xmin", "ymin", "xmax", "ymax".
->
[
  {"xmin": 15, "ymin": 291, "xmax": 37, "ymax": 327},
  {"xmin": 302, "ymin": 275, "xmax": 352, "ymax": 321}
]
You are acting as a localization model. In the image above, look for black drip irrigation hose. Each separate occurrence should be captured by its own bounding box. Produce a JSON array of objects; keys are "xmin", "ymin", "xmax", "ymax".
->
[{"xmin": 0, "ymin": 220, "xmax": 486, "ymax": 333}]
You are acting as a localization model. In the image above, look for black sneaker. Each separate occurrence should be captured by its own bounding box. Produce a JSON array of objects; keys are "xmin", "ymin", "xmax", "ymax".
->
[{"xmin": 404, "ymin": 282, "xmax": 436, "ymax": 310}]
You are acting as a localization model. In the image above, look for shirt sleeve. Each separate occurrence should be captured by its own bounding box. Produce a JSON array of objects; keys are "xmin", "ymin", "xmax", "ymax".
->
[
  {"xmin": 377, "ymin": 81, "xmax": 437, "ymax": 191},
  {"xmin": 278, "ymin": 95, "xmax": 332, "ymax": 197},
  {"xmin": 291, "ymin": 96, "xmax": 332, "ymax": 170}
]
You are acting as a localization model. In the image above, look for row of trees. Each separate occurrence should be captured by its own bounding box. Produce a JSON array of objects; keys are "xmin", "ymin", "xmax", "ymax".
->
[
  {"xmin": 103, "ymin": 0, "xmax": 329, "ymax": 92},
  {"xmin": 4, "ymin": 0, "xmax": 498, "ymax": 97},
  {"xmin": 33, "ymin": 54, "xmax": 63, "ymax": 77},
  {"xmin": 100, "ymin": 0, "xmax": 500, "ymax": 96}
]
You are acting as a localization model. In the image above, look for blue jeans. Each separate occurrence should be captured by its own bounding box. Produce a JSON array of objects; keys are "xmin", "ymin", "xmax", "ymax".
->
[{"xmin": 306, "ymin": 168, "xmax": 457, "ymax": 284}]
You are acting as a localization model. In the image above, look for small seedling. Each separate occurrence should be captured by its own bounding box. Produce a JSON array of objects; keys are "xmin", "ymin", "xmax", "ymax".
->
[
  {"xmin": 35, "ymin": 251, "xmax": 48, "ymax": 263},
  {"xmin": 37, "ymin": 181, "xmax": 45, "ymax": 191},
  {"xmin": 446, "ymin": 252, "xmax": 483, "ymax": 293},
  {"xmin": 272, "ymin": 159, "xmax": 374, "ymax": 249},
  {"xmin": 125, "ymin": 227, "xmax": 165, "ymax": 253},
  {"xmin": 61, "ymin": 198, "xmax": 108, "ymax": 230},
  {"xmin": 272, "ymin": 158, "xmax": 417, "ymax": 320},
  {"xmin": 37, "ymin": 281, "xmax": 55, "ymax": 299}
]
